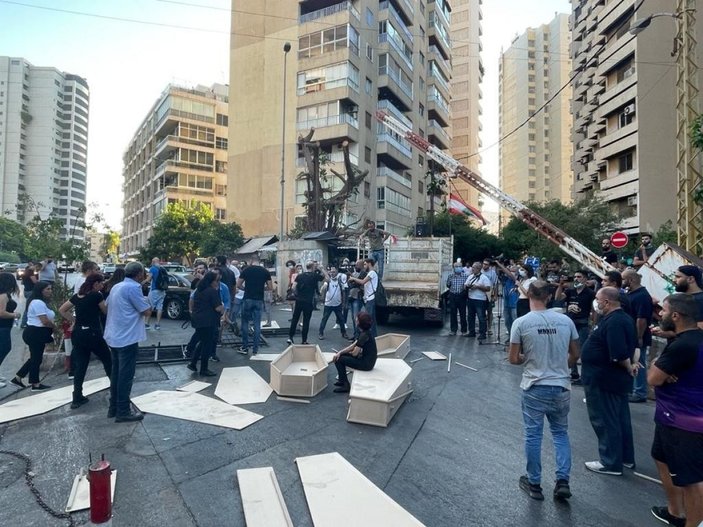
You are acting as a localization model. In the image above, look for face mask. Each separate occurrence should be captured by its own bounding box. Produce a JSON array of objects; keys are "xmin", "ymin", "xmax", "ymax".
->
[
  {"xmin": 518, "ymin": 269, "xmax": 527, "ymax": 278},
  {"xmin": 574, "ymin": 280, "xmax": 584, "ymax": 288},
  {"xmin": 454, "ymin": 267, "xmax": 462, "ymax": 274},
  {"xmin": 592, "ymin": 299, "xmax": 603, "ymax": 315}
]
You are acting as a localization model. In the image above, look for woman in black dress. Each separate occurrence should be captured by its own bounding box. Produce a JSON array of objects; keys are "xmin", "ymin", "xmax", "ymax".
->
[
  {"xmin": 331, "ymin": 311, "xmax": 378, "ymax": 393},
  {"xmin": 58, "ymin": 273, "xmax": 112, "ymax": 408},
  {"xmin": 0, "ymin": 272, "xmax": 22, "ymax": 388}
]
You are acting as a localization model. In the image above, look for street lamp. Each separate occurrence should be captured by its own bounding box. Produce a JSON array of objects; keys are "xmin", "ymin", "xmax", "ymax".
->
[
  {"xmin": 629, "ymin": 3, "xmax": 701, "ymax": 255},
  {"xmin": 280, "ymin": 42, "xmax": 291, "ymax": 242}
]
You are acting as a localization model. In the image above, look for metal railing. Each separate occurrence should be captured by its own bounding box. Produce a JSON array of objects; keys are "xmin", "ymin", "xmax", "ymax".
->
[
  {"xmin": 297, "ymin": 75, "xmax": 359, "ymax": 96},
  {"xmin": 379, "ymin": 65, "xmax": 413, "ymax": 99},
  {"xmin": 429, "ymin": 92, "xmax": 450, "ymax": 115},
  {"xmin": 378, "ymin": 99, "xmax": 412, "ymax": 128},
  {"xmin": 377, "ymin": 132, "xmax": 412, "ymax": 158},
  {"xmin": 429, "ymin": 45, "xmax": 451, "ymax": 75},
  {"xmin": 379, "ymin": 33, "xmax": 413, "ymax": 72},
  {"xmin": 299, "ymin": 1, "xmax": 360, "ymax": 23},
  {"xmin": 378, "ymin": 166, "xmax": 412, "ymax": 188},
  {"xmin": 295, "ymin": 112, "xmax": 359, "ymax": 131},
  {"xmin": 379, "ymin": 1, "xmax": 414, "ymax": 42},
  {"xmin": 428, "ymin": 119, "xmax": 451, "ymax": 146}
]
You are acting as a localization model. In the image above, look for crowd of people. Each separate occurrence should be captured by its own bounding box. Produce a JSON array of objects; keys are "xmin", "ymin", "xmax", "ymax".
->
[{"xmin": 449, "ymin": 236, "xmax": 703, "ymax": 527}]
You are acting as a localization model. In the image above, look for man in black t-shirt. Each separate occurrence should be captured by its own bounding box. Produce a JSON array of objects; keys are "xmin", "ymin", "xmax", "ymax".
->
[
  {"xmin": 623, "ymin": 270, "xmax": 654, "ymax": 403},
  {"xmin": 647, "ymin": 294, "xmax": 703, "ymax": 527},
  {"xmin": 236, "ymin": 257, "xmax": 272, "ymax": 356},
  {"xmin": 582, "ymin": 287, "xmax": 638, "ymax": 476},
  {"xmin": 601, "ymin": 239, "xmax": 618, "ymax": 265},
  {"xmin": 555, "ymin": 269, "xmax": 595, "ymax": 383},
  {"xmin": 287, "ymin": 262, "xmax": 326, "ymax": 345}
]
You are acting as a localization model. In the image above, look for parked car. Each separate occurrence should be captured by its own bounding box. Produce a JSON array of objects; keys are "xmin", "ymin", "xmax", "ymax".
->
[
  {"xmin": 2, "ymin": 263, "xmax": 19, "ymax": 274},
  {"xmin": 15, "ymin": 263, "xmax": 29, "ymax": 279},
  {"xmin": 141, "ymin": 272, "xmax": 192, "ymax": 320},
  {"xmin": 0, "ymin": 263, "xmax": 8, "ymax": 271},
  {"xmin": 162, "ymin": 263, "xmax": 188, "ymax": 274},
  {"xmin": 57, "ymin": 261, "xmax": 75, "ymax": 273}
]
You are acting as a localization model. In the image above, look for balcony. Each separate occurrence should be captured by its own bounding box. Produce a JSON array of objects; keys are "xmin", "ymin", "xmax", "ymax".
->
[
  {"xmin": 296, "ymin": 112, "xmax": 358, "ymax": 131},
  {"xmin": 378, "ymin": 166, "xmax": 412, "ymax": 189},
  {"xmin": 379, "ymin": 65, "xmax": 413, "ymax": 103},
  {"xmin": 378, "ymin": 99, "xmax": 411, "ymax": 129},
  {"xmin": 428, "ymin": 93, "xmax": 450, "ymax": 126},
  {"xmin": 299, "ymin": 1, "xmax": 360, "ymax": 24},
  {"xmin": 297, "ymin": 75, "xmax": 359, "ymax": 96},
  {"xmin": 429, "ymin": 68, "xmax": 451, "ymax": 98},
  {"xmin": 429, "ymin": 45, "xmax": 451, "ymax": 79},
  {"xmin": 296, "ymin": 149, "xmax": 359, "ymax": 168},
  {"xmin": 379, "ymin": 33, "xmax": 413, "ymax": 72},
  {"xmin": 379, "ymin": 1, "xmax": 413, "ymax": 42},
  {"xmin": 428, "ymin": 119, "xmax": 451, "ymax": 149},
  {"xmin": 295, "ymin": 112, "xmax": 359, "ymax": 143},
  {"xmin": 377, "ymin": 132, "xmax": 412, "ymax": 168},
  {"xmin": 388, "ymin": 0, "xmax": 414, "ymax": 25},
  {"xmin": 429, "ymin": 11, "xmax": 451, "ymax": 58},
  {"xmin": 429, "ymin": 0, "xmax": 451, "ymax": 26}
]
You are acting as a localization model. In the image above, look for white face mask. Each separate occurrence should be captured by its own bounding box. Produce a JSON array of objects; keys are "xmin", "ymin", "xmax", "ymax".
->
[
  {"xmin": 518, "ymin": 269, "xmax": 527, "ymax": 278},
  {"xmin": 592, "ymin": 299, "xmax": 603, "ymax": 315}
]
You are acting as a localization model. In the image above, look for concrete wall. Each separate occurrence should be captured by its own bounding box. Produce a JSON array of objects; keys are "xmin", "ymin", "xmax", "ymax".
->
[{"xmin": 275, "ymin": 239, "xmax": 328, "ymax": 295}]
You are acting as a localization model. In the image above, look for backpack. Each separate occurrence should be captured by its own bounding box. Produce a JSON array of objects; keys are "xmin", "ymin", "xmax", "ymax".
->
[{"xmin": 155, "ymin": 266, "xmax": 170, "ymax": 291}]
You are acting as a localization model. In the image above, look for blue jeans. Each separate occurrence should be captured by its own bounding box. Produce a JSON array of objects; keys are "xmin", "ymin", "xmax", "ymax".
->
[
  {"xmin": 349, "ymin": 298, "xmax": 363, "ymax": 338},
  {"xmin": 584, "ymin": 383, "xmax": 635, "ymax": 471},
  {"xmin": 319, "ymin": 305, "xmax": 346, "ymax": 337},
  {"xmin": 241, "ymin": 299, "xmax": 263, "ymax": 352},
  {"xmin": 0, "ymin": 327, "xmax": 11, "ymax": 368},
  {"xmin": 371, "ymin": 249, "xmax": 385, "ymax": 279},
  {"xmin": 109, "ymin": 343, "xmax": 139, "ymax": 417},
  {"xmin": 362, "ymin": 299, "xmax": 377, "ymax": 337},
  {"xmin": 504, "ymin": 304, "xmax": 517, "ymax": 335},
  {"xmin": 632, "ymin": 346, "xmax": 648, "ymax": 399},
  {"xmin": 522, "ymin": 385, "xmax": 572, "ymax": 484},
  {"xmin": 467, "ymin": 299, "xmax": 487, "ymax": 338}
]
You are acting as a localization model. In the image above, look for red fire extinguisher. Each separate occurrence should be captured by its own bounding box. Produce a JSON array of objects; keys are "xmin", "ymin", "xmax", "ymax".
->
[
  {"xmin": 88, "ymin": 455, "xmax": 112, "ymax": 525},
  {"xmin": 62, "ymin": 319, "xmax": 73, "ymax": 373}
]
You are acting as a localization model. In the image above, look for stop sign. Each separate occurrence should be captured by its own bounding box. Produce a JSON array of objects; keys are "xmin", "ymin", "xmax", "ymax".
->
[{"xmin": 610, "ymin": 231, "xmax": 629, "ymax": 249}]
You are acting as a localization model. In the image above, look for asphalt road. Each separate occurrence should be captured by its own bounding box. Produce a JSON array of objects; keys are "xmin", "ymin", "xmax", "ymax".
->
[{"xmin": 0, "ymin": 305, "xmax": 667, "ymax": 527}]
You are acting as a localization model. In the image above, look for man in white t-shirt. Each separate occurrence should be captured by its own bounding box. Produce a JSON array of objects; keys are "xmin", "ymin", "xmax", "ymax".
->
[
  {"xmin": 464, "ymin": 262, "xmax": 492, "ymax": 342},
  {"xmin": 348, "ymin": 258, "xmax": 378, "ymax": 337},
  {"xmin": 509, "ymin": 280, "xmax": 580, "ymax": 502},
  {"xmin": 318, "ymin": 267, "xmax": 349, "ymax": 340}
]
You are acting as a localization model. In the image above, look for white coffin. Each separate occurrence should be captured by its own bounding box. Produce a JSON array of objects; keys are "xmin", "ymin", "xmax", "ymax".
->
[
  {"xmin": 374, "ymin": 333, "xmax": 411, "ymax": 359},
  {"xmin": 270, "ymin": 344, "xmax": 328, "ymax": 397},
  {"xmin": 347, "ymin": 358, "xmax": 413, "ymax": 427}
]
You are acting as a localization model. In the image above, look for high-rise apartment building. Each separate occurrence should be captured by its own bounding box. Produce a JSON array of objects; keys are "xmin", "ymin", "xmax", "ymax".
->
[
  {"xmin": 499, "ymin": 13, "xmax": 572, "ymax": 219},
  {"xmin": 229, "ymin": 0, "xmax": 458, "ymax": 237},
  {"xmin": 450, "ymin": 0, "xmax": 483, "ymax": 206},
  {"xmin": 570, "ymin": 0, "xmax": 703, "ymax": 234},
  {"xmin": 121, "ymin": 84, "xmax": 229, "ymax": 255},
  {"xmin": 0, "ymin": 57, "xmax": 90, "ymax": 239}
]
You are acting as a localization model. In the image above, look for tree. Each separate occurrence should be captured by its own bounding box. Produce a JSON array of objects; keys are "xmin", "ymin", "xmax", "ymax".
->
[
  {"xmin": 200, "ymin": 221, "xmax": 245, "ymax": 257},
  {"xmin": 425, "ymin": 163, "xmax": 447, "ymax": 236},
  {"xmin": 432, "ymin": 211, "xmax": 502, "ymax": 263},
  {"xmin": 140, "ymin": 202, "xmax": 214, "ymax": 265},
  {"xmin": 0, "ymin": 218, "xmax": 27, "ymax": 258},
  {"xmin": 500, "ymin": 197, "xmax": 619, "ymax": 262},
  {"xmin": 101, "ymin": 230, "xmax": 121, "ymax": 260}
]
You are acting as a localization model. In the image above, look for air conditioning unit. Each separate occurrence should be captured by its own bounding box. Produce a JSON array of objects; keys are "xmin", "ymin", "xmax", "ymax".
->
[
  {"xmin": 623, "ymin": 103, "xmax": 636, "ymax": 115},
  {"xmin": 627, "ymin": 195, "xmax": 638, "ymax": 206}
]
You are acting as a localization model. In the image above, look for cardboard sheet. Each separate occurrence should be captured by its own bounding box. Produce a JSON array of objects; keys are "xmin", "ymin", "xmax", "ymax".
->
[
  {"xmin": 0, "ymin": 377, "xmax": 110, "ymax": 424},
  {"xmin": 215, "ymin": 367, "xmax": 272, "ymax": 405},
  {"xmin": 421, "ymin": 351, "xmax": 447, "ymax": 361},
  {"xmin": 296, "ymin": 452, "xmax": 424, "ymax": 526},
  {"xmin": 132, "ymin": 390, "xmax": 263, "ymax": 430},
  {"xmin": 237, "ymin": 467, "xmax": 294, "ymax": 527},
  {"xmin": 176, "ymin": 380, "xmax": 211, "ymax": 393}
]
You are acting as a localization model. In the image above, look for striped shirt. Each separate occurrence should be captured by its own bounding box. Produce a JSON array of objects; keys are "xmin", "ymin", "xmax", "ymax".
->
[{"xmin": 447, "ymin": 271, "xmax": 468, "ymax": 294}]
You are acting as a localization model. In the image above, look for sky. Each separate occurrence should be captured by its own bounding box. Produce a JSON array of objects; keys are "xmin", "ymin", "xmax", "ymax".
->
[{"xmin": 0, "ymin": 0, "xmax": 571, "ymax": 230}]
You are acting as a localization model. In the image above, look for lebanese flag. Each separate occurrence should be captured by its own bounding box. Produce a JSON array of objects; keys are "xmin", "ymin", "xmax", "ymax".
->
[{"xmin": 448, "ymin": 193, "xmax": 486, "ymax": 225}]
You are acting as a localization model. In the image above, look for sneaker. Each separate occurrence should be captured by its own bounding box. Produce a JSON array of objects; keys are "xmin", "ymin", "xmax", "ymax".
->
[
  {"xmin": 651, "ymin": 506, "xmax": 686, "ymax": 527},
  {"xmin": 67, "ymin": 372, "xmax": 75, "ymax": 380},
  {"xmin": 31, "ymin": 384, "xmax": 51, "ymax": 392},
  {"xmin": 584, "ymin": 461, "xmax": 622, "ymax": 476},
  {"xmin": 623, "ymin": 462, "xmax": 636, "ymax": 470},
  {"xmin": 286, "ymin": 338, "xmax": 293, "ymax": 345},
  {"xmin": 628, "ymin": 395, "xmax": 647, "ymax": 403},
  {"xmin": 209, "ymin": 355, "xmax": 221, "ymax": 362},
  {"xmin": 145, "ymin": 324, "xmax": 151, "ymax": 329},
  {"xmin": 570, "ymin": 373, "xmax": 580, "ymax": 381},
  {"xmin": 237, "ymin": 347, "xmax": 249, "ymax": 355},
  {"xmin": 262, "ymin": 322, "xmax": 271, "ymax": 327},
  {"xmin": 333, "ymin": 383, "xmax": 350, "ymax": 393},
  {"xmin": 318, "ymin": 334, "xmax": 325, "ymax": 340},
  {"xmin": 252, "ymin": 350, "xmax": 258, "ymax": 356},
  {"xmin": 301, "ymin": 341, "xmax": 309, "ymax": 345},
  {"xmin": 333, "ymin": 324, "xmax": 339, "ymax": 329},
  {"xmin": 519, "ymin": 476, "xmax": 544, "ymax": 501},
  {"xmin": 553, "ymin": 479, "xmax": 571, "ymax": 500},
  {"xmin": 70, "ymin": 396, "xmax": 89, "ymax": 409},
  {"xmin": 115, "ymin": 411, "xmax": 144, "ymax": 423},
  {"xmin": 154, "ymin": 324, "xmax": 161, "ymax": 330},
  {"xmin": 449, "ymin": 332, "xmax": 456, "ymax": 336}
]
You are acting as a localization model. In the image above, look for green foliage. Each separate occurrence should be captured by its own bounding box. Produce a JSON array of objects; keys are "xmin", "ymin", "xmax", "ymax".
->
[
  {"xmin": 0, "ymin": 218, "xmax": 27, "ymax": 257},
  {"xmin": 101, "ymin": 230, "xmax": 121, "ymax": 259},
  {"xmin": 653, "ymin": 219, "xmax": 678, "ymax": 246},
  {"xmin": 0, "ymin": 251, "xmax": 21, "ymax": 263},
  {"xmin": 140, "ymin": 202, "xmax": 246, "ymax": 264},
  {"xmin": 432, "ymin": 211, "xmax": 502, "ymax": 262},
  {"xmin": 500, "ymin": 197, "xmax": 619, "ymax": 261}
]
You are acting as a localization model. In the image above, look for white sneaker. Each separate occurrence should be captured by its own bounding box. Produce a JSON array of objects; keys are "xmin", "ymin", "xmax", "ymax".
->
[
  {"xmin": 584, "ymin": 461, "xmax": 622, "ymax": 476},
  {"xmin": 333, "ymin": 324, "xmax": 339, "ymax": 329}
]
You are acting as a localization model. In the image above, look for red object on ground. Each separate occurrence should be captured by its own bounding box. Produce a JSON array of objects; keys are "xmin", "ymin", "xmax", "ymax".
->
[
  {"xmin": 88, "ymin": 458, "xmax": 112, "ymax": 524},
  {"xmin": 610, "ymin": 231, "xmax": 629, "ymax": 249}
]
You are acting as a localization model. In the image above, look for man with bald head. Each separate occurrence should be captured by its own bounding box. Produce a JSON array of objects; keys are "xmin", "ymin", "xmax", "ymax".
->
[
  {"xmin": 581, "ymin": 286, "xmax": 639, "ymax": 476},
  {"xmin": 622, "ymin": 269, "xmax": 653, "ymax": 403}
]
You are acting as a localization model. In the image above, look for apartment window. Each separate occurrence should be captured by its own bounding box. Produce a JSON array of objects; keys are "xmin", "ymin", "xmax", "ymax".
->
[
  {"xmin": 528, "ymin": 75, "xmax": 535, "ymax": 83},
  {"xmin": 528, "ymin": 134, "xmax": 535, "ymax": 142},
  {"xmin": 215, "ymin": 161, "xmax": 228, "ymax": 173},
  {"xmin": 216, "ymin": 114, "xmax": 228, "ymax": 126},
  {"xmin": 297, "ymin": 62, "xmax": 360, "ymax": 95},
  {"xmin": 215, "ymin": 136, "xmax": 228, "ymax": 149},
  {"xmin": 419, "ymin": 103, "xmax": 425, "ymax": 117},
  {"xmin": 616, "ymin": 58, "xmax": 636, "ymax": 83},
  {"xmin": 418, "ymin": 180, "xmax": 424, "ymax": 194},
  {"xmin": 528, "ymin": 146, "xmax": 536, "ymax": 153},
  {"xmin": 365, "ymin": 111, "xmax": 372, "ymax": 129},
  {"xmin": 619, "ymin": 105, "xmax": 635, "ymax": 127},
  {"xmin": 618, "ymin": 150, "xmax": 634, "ymax": 173},
  {"xmin": 366, "ymin": 43, "xmax": 373, "ymax": 62},
  {"xmin": 215, "ymin": 208, "xmax": 226, "ymax": 220},
  {"xmin": 419, "ymin": 52, "xmax": 425, "ymax": 66},
  {"xmin": 366, "ymin": 7, "xmax": 373, "ymax": 26},
  {"xmin": 364, "ymin": 181, "xmax": 370, "ymax": 198},
  {"xmin": 365, "ymin": 146, "xmax": 371, "ymax": 163},
  {"xmin": 418, "ymin": 154, "xmax": 424, "ymax": 167},
  {"xmin": 529, "ymin": 98, "xmax": 536, "ymax": 107},
  {"xmin": 529, "ymin": 193, "xmax": 536, "ymax": 201},
  {"xmin": 298, "ymin": 24, "xmax": 359, "ymax": 59},
  {"xmin": 365, "ymin": 77, "xmax": 372, "ymax": 95},
  {"xmin": 528, "ymin": 181, "xmax": 536, "ymax": 188}
]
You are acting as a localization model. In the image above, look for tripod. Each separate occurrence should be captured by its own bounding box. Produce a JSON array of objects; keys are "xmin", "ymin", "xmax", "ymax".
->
[{"xmin": 487, "ymin": 289, "xmax": 505, "ymax": 346}]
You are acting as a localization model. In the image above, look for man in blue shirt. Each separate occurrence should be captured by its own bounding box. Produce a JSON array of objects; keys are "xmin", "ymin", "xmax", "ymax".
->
[
  {"xmin": 104, "ymin": 261, "xmax": 151, "ymax": 422},
  {"xmin": 146, "ymin": 257, "xmax": 165, "ymax": 330}
]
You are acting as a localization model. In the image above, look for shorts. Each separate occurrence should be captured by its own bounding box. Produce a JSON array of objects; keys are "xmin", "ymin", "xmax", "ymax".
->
[
  {"xmin": 148, "ymin": 289, "xmax": 166, "ymax": 311},
  {"xmin": 651, "ymin": 423, "xmax": 703, "ymax": 486}
]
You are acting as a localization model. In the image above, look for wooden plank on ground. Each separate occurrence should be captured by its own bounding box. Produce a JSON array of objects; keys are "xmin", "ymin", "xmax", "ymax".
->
[
  {"xmin": 237, "ymin": 467, "xmax": 294, "ymax": 527},
  {"xmin": 215, "ymin": 367, "xmax": 272, "ymax": 405},
  {"xmin": 421, "ymin": 351, "xmax": 447, "ymax": 361},
  {"xmin": 177, "ymin": 380, "xmax": 211, "ymax": 393},
  {"xmin": 296, "ymin": 452, "xmax": 424, "ymax": 526}
]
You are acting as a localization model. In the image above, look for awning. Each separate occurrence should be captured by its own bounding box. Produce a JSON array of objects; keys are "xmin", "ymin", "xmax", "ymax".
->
[
  {"xmin": 302, "ymin": 231, "xmax": 338, "ymax": 241},
  {"xmin": 234, "ymin": 235, "xmax": 278, "ymax": 255}
]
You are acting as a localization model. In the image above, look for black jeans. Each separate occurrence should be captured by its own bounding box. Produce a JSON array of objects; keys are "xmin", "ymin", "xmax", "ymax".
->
[
  {"xmin": 71, "ymin": 326, "xmax": 112, "ymax": 399},
  {"xmin": 17, "ymin": 326, "xmax": 51, "ymax": 384},
  {"xmin": 517, "ymin": 298, "xmax": 530, "ymax": 318},
  {"xmin": 448, "ymin": 293, "xmax": 467, "ymax": 333},
  {"xmin": 109, "ymin": 343, "xmax": 139, "ymax": 417},
  {"xmin": 335, "ymin": 355, "xmax": 375, "ymax": 385},
  {"xmin": 318, "ymin": 305, "xmax": 346, "ymax": 337},
  {"xmin": 190, "ymin": 326, "xmax": 216, "ymax": 373},
  {"xmin": 467, "ymin": 299, "xmax": 488, "ymax": 338},
  {"xmin": 584, "ymin": 383, "xmax": 635, "ymax": 471},
  {"xmin": 289, "ymin": 300, "xmax": 313, "ymax": 342}
]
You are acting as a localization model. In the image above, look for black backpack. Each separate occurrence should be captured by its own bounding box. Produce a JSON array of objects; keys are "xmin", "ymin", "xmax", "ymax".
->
[{"xmin": 155, "ymin": 266, "xmax": 170, "ymax": 291}]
